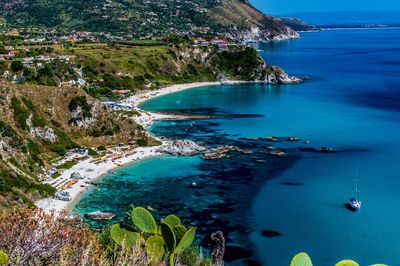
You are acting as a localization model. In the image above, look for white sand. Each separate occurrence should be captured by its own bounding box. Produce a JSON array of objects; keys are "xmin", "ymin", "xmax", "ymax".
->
[
  {"xmin": 36, "ymin": 147, "xmax": 162, "ymax": 213},
  {"xmin": 122, "ymin": 81, "xmax": 249, "ymax": 128},
  {"xmin": 35, "ymin": 81, "xmax": 226, "ymax": 214}
]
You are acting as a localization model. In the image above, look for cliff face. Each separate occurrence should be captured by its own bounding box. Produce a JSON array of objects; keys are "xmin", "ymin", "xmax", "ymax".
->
[
  {"xmin": 0, "ymin": 0, "xmax": 298, "ymax": 40},
  {"xmin": 210, "ymin": 0, "xmax": 299, "ymax": 41}
]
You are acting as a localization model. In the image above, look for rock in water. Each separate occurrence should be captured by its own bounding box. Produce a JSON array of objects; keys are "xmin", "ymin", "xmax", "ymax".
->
[
  {"xmin": 263, "ymin": 66, "xmax": 303, "ymax": 85},
  {"xmin": 85, "ymin": 211, "xmax": 115, "ymax": 221},
  {"xmin": 261, "ymin": 230, "xmax": 282, "ymax": 238},
  {"xmin": 157, "ymin": 140, "xmax": 205, "ymax": 156}
]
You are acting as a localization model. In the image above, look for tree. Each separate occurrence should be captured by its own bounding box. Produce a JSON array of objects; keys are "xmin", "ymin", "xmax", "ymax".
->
[
  {"xmin": 11, "ymin": 60, "xmax": 24, "ymax": 72},
  {"xmin": 0, "ymin": 43, "xmax": 7, "ymax": 54}
]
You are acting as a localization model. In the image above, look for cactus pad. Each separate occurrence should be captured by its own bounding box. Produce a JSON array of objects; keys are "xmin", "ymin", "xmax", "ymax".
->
[
  {"xmin": 110, "ymin": 223, "xmax": 140, "ymax": 247},
  {"xmin": 162, "ymin": 214, "xmax": 181, "ymax": 227},
  {"xmin": 146, "ymin": 235, "xmax": 165, "ymax": 265},
  {"xmin": 0, "ymin": 250, "xmax": 9, "ymax": 265},
  {"xmin": 174, "ymin": 226, "xmax": 196, "ymax": 254},
  {"xmin": 335, "ymin": 260, "xmax": 359, "ymax": 266},
  {"xmin": 161, "ymin": 222, "xmax": 176, "ymax": 252},
  {"xmin": 131, "ymin": 207, "xmax": 158, "ymax": 234},
  {"xmin": 290, "ymin": 252, "xmax": 313, "ymax": 266}
]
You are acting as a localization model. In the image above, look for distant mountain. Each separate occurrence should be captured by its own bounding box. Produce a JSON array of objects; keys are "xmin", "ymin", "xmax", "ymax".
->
[
  {"xmin": 280, "ymin": 17, "xmax": 319, "ymax": 31},
  {"xmin": 0, "ymin": 0, "xmax": 299, "ymax": 40},
  {"xmin": 280, "ymin": 11, "xmax": 400, "ymax": 28}
]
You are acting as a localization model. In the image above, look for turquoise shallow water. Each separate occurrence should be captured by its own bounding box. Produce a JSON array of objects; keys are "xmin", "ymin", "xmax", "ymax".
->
[{"xmin": 74, "ymin": 29, "xmax": 400, "ymax": 265}]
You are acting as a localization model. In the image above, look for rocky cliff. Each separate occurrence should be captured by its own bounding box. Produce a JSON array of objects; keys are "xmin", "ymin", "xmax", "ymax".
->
[{"xmin": 0, "ymin": 83, "xmax": 153, "ymax": 209}]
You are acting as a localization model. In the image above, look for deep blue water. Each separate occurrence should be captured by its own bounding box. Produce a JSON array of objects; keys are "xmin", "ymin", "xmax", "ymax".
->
[{"xmin": 74, "ymin": 29, "xmax": 400, "ymax": 265}]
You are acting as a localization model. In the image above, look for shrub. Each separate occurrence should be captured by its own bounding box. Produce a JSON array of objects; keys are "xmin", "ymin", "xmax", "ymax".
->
[
  {"xmin": 136, "ymin": 138, "xmax": 148, "ymax": 147},
  {"xmin": 0, "ymin": 206, "xmax": 213, "ymax": 266},
  {"xmin": 10, "ymin": 96, "xmax": 30, "ymax": 130},
  {"xmin": 88, "ymin": 148, "xmax": 97, "ymax": 156},
  {"xmin": 97, "ymin": 146, "xmax": 107, "ymax": 151},
  {"xmin": 11, "ymin": 60, "xmax": 24, "ymax": 72},
  {"xmin": 0, "ymin": 207, "xmax": 107, "ymax": 265}
]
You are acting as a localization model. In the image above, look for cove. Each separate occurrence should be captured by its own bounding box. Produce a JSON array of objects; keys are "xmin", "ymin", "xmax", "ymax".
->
[{"xmin": 74, "ymin": 28, "xmax": 400, "ymax": 265}]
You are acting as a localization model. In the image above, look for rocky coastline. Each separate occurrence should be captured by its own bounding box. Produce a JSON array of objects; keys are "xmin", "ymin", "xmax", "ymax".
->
[{"xmin": 157, "ymin": 140, "xmax": 205, "ymax": 156}]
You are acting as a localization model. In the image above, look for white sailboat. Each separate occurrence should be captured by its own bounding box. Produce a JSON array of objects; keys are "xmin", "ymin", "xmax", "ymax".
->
[{"xmin": 349, "ymin": 168, "xmax": 362, "ymax": 211}]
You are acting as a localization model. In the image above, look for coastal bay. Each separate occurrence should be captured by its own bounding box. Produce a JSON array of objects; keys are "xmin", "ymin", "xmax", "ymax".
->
[{"xmin": 73, "ymin": 28, "xmax": 400, "ymax": 265}]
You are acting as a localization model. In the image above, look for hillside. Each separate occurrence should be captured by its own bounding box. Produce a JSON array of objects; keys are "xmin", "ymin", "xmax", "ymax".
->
[
  {"xmin": 280, "ymin": 17, "xmax": 320, "ymax": 31},
  {"xmin": 0, "ymin": 42, "xmax": 294, "ymax": 209},
  {"xmin": 0, "ymin": 0, "xmax": 299, "ymax": 40},
  {"xmin": 0, "ymin": 41, "xmax": 289, "ymax": 97},
  {"xmin": 0, "ymin": 83, "xmax": 153, "ymax": 210}
]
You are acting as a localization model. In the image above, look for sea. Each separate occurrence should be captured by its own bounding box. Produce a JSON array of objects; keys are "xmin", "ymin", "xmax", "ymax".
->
[{"xmin": 73, "ymin": 28, "xmax": 400, "ymax": 265}]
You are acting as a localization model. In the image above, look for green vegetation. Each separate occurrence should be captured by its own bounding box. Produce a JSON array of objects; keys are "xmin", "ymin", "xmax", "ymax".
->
[
  {"xmin": 115, "ymin": 40, "xmax": 166, "ymax": 46},
  {"xmin": 109, "ymin": 206, "xmax": 210, "ymax": 266},
  {"xmin": 0, "ymin": 249, "xmax": 8, "ymax": 265},
  {"xmin": 0, "ymin": 43, "xmax": 7, "ymax": 54},
  {"xmin": 290, "ymin": 252, "xmax": 386, "ymax": 266},
  {"xmin": 0, "ymin": 81, "xmax": 152, "ymax": 208},
  {"xmin": 211, "ymin": 46, "xmax": 263, "ymax": 80},
  {"xmin": 0, "ymin": 0, "xmax": 294, "ymax": 40},
  {"xmin": 137, "ymin": 138, "xmax": 149, "ymax": 147},
  {"xmin": 10, "ymin": 60, "xmax": 23, "ymax": 72},
  {"xmin": 11, "ymin": 96, "xmax": 30, "ymax": 130},
  {"xmin": 71, "ymin": 44, "xmax": 216, "ymax": 98},
  {"xmin": 0, "ymin": 170, "xmax": 56, "ymax": 206},
  {"xmin": 1, "ymin": 206, "xmax": 213, "ymax": 265},
  {"xmin": 55, "ymin": 160, "xmax": 77, "ymax": 170},
  {"xmin": 42, "ymin": 126, "xmax": 79, "ymax": 156},
  {"xmin": 0, "ymin": 120, "xmax": 23, "ymax": 148},
  {"xmin": 68, "ymin": 95, "xmax": 92, "ymax": 125},
  {"xmin": 88, "ymin": 148, "xmax": 97, "ymax": 156},
  {"xmin": 10, "ymin": 96, "xmax": 47, "ymax": 130}
]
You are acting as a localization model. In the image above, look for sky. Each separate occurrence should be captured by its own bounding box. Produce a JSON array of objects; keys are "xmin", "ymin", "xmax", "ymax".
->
[{"xmin": 250, "ymin": 0, "xmax": 400, "ymax": 15}]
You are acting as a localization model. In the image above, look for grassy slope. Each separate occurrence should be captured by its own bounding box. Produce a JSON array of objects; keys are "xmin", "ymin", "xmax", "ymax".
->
[{"xmin": 72, "ymin": 44, "xmax": 216, "ymax": 87}]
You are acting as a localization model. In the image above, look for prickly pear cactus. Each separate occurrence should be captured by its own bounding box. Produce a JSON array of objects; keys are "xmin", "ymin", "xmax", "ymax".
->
[
  {"xmin": 146, "ymin": 235, "xmax": 165, "ymax": 265},
  {"xmin": 173, "ymin": 225, "xmax": 187, "ymax": 242},
  {"xmin": 0, "ymin": 250, "xmax": 8, "ymax": 265},
  {"xmin": 131, "ymin": 207, "xmax": 158, "ymax": 234},
  {"xmin": 161, "ymin": 222, "xmax": 176, "ymax": 252},
  {"xmin": 110, "ymin": 223, "xmax": 140, "ymax": 247},
  {"xmin": 290, "ymin": 252, "xmax": 313, "ymax": 266},
  {"xmin": 174, "ymin": 227, "xmax": 196, "ymax": 254},
  {"xmin": 162, "ymin": 214, "xmax": 181, "ymax": 227},
  {"xmin": 335, "ymin": 260, "xmax": 359, "ymax": 266}
]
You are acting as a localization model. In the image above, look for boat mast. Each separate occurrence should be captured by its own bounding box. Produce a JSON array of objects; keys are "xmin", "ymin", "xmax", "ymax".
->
[{"xmin": 355, "ymin": 167, "xmax": 360, "ymax": 201}]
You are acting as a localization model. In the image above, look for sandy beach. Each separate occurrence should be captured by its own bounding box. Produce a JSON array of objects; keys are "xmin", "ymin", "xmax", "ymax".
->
[{"xmin": 35, "ymin": 81, "xmax": 224, "ymax": 214}]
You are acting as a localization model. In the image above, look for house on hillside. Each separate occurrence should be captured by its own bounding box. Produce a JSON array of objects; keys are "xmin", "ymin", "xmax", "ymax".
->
[
  {"xmin": 112, "ymin": 90, "xmax": 131, "ymax": 98},
  {"xmin": 210, "ymin": 38, "xmax": 228, "ymax": 52},
  {"xmin": 193, "ymin": 37, "xmax": 209, "ymax": 46}
]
